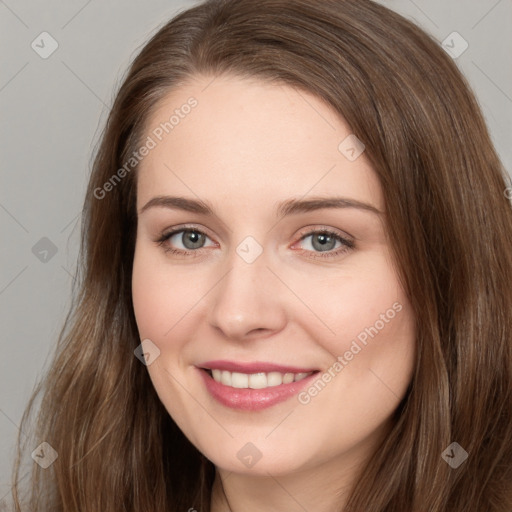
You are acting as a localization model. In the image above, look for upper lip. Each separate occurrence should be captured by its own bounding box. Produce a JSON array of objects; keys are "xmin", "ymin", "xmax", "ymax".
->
[{"xmin": 198, "ymin": 360, "xmax": 319, "ymax": 374}]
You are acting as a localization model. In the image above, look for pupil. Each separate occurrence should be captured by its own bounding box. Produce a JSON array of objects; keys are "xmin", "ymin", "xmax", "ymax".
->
[
  {"xmin": 181, "ymin": 231, "xmax": 337, "ymax": 252},
  {"xmin": 184, "ymin": 231, "xmax": 204, "ymax": 249},
  {"xmin": 313, "ymin": 233, "xmax": 335, "ymax": 252}
]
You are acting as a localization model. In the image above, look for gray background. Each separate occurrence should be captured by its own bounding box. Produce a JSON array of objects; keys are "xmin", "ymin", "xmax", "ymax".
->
[{"xmin": 1, "ymin": 0, "xmax": 511, "ymax": 504}]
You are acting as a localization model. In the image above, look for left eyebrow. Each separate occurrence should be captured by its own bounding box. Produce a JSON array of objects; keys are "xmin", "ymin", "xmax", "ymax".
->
[
  {"xmin": 275, "ymin": 196, "xmax": 383, "ymax": 217},
  {"xmin": 138, "ymin": 195, "xmax": 384, "ymax": 217}
]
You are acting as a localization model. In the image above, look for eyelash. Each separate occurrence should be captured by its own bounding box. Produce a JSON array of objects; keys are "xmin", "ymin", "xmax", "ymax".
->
[{"xmin": 156, "ymin": 224, "xmax": 355, "ymax": 260}]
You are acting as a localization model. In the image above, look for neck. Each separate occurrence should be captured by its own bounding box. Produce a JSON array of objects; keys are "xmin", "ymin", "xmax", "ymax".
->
[{"xmin": 209, "ymin": 452, "xmax": 364, "ymax": 512}]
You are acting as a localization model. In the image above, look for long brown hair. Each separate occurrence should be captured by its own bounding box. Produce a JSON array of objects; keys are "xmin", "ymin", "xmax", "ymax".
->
[{"xmin": 10, "ymin": 0, "xmax": 512, "ymax": 510}]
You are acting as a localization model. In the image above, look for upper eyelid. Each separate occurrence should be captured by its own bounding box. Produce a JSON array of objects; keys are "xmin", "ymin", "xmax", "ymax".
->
[
  {"xmin": 161, "ymin": 224, "xmax": 215, "ymax": 241},
  {"xmin": 160, "ymin": 224, "xmax": 354, "ymax": 245},
  {"xmin": 157, "ymin": 226, "xmax": 355, "ymax": 262}
]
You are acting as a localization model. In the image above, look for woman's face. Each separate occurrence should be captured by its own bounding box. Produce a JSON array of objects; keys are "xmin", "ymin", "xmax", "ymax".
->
[{"xmin": 132, "ymin": 74, "xmax": 416, "ymax": 477}]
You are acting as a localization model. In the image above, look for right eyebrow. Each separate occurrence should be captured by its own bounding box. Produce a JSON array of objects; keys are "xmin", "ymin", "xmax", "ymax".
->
[{"xmin": 139, "ymin": 195, "xmax": 213, "ymax": 215}]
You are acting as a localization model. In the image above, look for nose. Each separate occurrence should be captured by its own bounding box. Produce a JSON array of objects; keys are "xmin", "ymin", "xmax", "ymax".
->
[{"xmin": 208, "ymin": 244, "xmax": 288, "ymax": 341}]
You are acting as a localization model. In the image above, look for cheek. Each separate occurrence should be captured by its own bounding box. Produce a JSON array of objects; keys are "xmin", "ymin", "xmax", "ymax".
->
[
  {"xmin": 131, "ymin": 241, "xmax": 204, "ymax": 341},
  {"xmin": 292, "ymin": 259, "xmax": 407, "ymax": 350},
  {"xmin": 291, "ymin": 253, "xmax": 416, "ymax": 402},
  {"xmin": 132, "ymin": 271, "xmax": 169, "ymax": 340}
]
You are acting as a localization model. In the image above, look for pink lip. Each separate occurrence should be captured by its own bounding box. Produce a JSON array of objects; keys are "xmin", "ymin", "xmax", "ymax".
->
[
  {"xmin": 198, "ymin": 359, "xmax": 318, "ymax": 374},
  {"xmin": 196, "ymin": 366, "xmax": 319, "ymax": 411}
]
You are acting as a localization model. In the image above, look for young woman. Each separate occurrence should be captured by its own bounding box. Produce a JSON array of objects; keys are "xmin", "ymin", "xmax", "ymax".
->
[{"xmin": 11, "ymin": 0, "xmax": 512, "ymax": 510}]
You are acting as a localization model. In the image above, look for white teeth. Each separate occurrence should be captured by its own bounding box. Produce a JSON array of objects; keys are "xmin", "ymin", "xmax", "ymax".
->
[
  {"xmin": 231, "ymin": 372, "xmax": 248, "ymax": 388},
  {"xmin": 221, "ymin": 370, "xmax": 231, "ymax": 386},
  {"xmin": 267, "ymin": 371, "xmax": 284, "ymax": 386},
  {"xmin": 208, "ymin": 369, "xmax": 314, "ymax": 388},
  {"xmin": 283, "ymin": 373, "xmax": 295, "ymax": 384}
]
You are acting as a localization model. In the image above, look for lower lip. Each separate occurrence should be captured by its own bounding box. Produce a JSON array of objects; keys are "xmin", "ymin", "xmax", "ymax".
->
[{"xmin": 197, "ymin": 368, "xmax": 318, "ymax": 411}]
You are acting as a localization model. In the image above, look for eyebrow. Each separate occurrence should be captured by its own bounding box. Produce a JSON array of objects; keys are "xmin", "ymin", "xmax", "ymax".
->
[{"xmin": 139, "ymin": 195, "xmax": 383, "ymax": 217}]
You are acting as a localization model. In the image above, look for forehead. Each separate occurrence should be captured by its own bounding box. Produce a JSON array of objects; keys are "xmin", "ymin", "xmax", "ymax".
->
[{"xmin": 136, "ymin": 74, "xmax": 383, "ymax": 214}]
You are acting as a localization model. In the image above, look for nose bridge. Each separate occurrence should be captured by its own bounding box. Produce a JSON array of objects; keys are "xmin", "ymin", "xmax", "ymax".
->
[{"xmin": 208, "ymin": 236, "xmax": 286, "ymax": 339}]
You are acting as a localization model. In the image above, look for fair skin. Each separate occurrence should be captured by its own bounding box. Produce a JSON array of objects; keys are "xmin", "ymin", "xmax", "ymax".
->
[{"xmin": 131, "ymin": 73, "xmax": 416, "ymax": 512}]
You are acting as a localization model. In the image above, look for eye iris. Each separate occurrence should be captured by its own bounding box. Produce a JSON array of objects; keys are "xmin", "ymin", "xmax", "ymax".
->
[
  {"xmin": 312, "ymin": 233, "xmax": 336, "ymax": 252},
  {"xmin": 174, "ymin": 231, "xmax": 341, "ymax": 253},
  {"xmin": 182, "ymin": 231, "xmax": 205, "ymax": 250}
]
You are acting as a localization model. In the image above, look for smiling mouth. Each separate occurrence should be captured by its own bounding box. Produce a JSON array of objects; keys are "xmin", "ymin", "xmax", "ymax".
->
[{"xmin": 201, "ymin": 368, "xmax": 320, "ymax": 389}]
